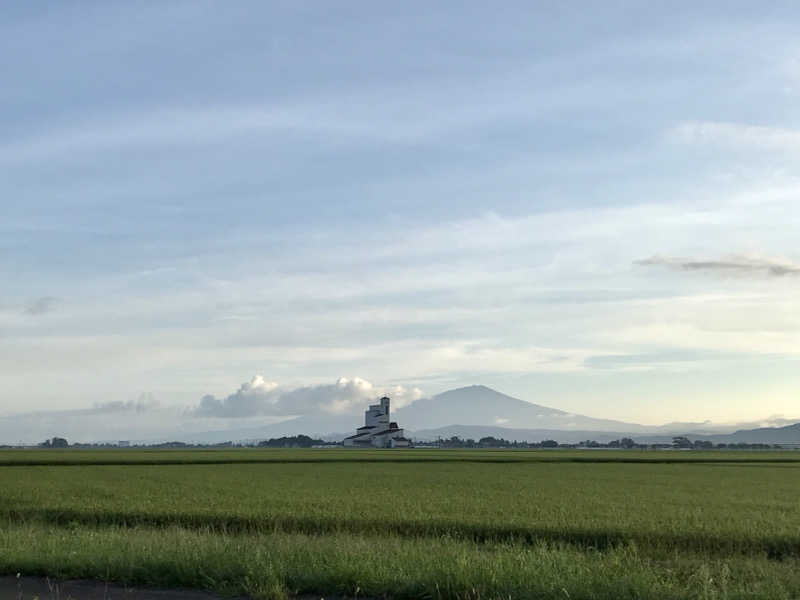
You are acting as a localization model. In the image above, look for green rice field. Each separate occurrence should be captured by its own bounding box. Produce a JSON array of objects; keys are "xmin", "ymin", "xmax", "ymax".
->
[{"xmin": 2, "ymin": 448, "xmax": 800, "ymax": 599}]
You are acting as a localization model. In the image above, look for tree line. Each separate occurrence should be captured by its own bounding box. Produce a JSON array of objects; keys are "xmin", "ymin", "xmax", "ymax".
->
[
  {"xmin": 421, "ymin": 435, "xmax": 783, "ymax": 450},
  {"xmin": 25, "ymin": 434, "xmax": 786, "ymax": 450}
]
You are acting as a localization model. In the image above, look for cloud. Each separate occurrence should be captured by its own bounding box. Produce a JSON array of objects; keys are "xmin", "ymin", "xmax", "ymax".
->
[
  {"xmin": 194, "ymin": 376, "xmax": 280, "ymax": 418},
  {"xmin": 24, "ymin": 296, "xmax": 59, "ymax": 315},
  {"xmin": 90, "ymin": 393, "xmax": 159, "ymax": 414},
  {"xmin": 636, "ymin": 255, "xmax": 800, "ymax": 277},
  {"xmin": 583, "ymin": 350, "xmax": 736, "ymax": 371},
  {"xmin": 8, "ymin": 393, "xmax": 161, "ymax": 419},
  {"xmin": 191, "ymin": 376, "xmax": 423, "ymax": 418},
  {"xmin": 668, "ymin": 121, "xmax": 800, "ymax": 150}
]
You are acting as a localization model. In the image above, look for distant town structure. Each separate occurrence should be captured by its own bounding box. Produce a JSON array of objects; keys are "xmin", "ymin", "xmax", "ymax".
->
[
  {"xmin": 343, "ymin": 396, "xmax": 411, "ymax": 448},
  {"xmin": 118, "ymin": 441, "xmax": 131, "ymax": 448}
]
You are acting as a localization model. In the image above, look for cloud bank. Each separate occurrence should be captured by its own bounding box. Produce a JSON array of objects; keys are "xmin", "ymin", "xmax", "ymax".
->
[
  {"xmin": 192, "ymin": 376, "xmax": 423, "ymax": 418},
  {"xmin": 636, "ymin": 255, "xmax": 800, "ymax": 277}
]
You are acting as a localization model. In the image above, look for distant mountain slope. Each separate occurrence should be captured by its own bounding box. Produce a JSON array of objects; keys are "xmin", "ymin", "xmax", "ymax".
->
[
  {"xmin": 683, "ymin": 422, "xmax": 800, "ymax": 444},
  {"xmin": 410, "ymin": 424, "xmax": 639, "ymax": 444},
  {"xmin": 395, "ymin": 385, "xmax": 650, "ymax": 432},
  {"xmin": 172, "ymin": 413, "xmax": 356, "ymax": 444},
  {"xmin": 411, "ymin": 421, "xmax": 800, "ymax": 445}
]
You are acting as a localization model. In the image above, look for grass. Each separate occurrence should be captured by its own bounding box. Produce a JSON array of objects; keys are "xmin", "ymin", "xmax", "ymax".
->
[
  {"xmin": 2, "ymin": 448, "xmax": 800, "ymax": 599},
  {"xmin": 2, "ymin": 447, "xmax": 799, "ymax": 465}
]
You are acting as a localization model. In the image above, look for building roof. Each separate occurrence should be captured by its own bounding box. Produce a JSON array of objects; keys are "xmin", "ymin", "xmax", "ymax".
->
[
  {"xmin": 343, "ymin": 432, "xmax": 375, "ymax": 440},
  {"xmin": 370, "ymin": 428, "xmax": 404, "ymax": 437}
]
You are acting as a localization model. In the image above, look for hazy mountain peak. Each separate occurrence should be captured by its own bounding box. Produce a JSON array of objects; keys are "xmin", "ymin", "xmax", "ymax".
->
[
  {"xmin": 432, "ymin": 385, "xmax": 561, "ymax": 411},
  {"xmin": 395, "ymin": 385, "xmax": 640, "ymax": 432}
]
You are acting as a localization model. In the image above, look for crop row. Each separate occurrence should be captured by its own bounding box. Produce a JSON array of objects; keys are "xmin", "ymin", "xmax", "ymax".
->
[
  {"xmin": 1, "ymin": 447, "xmax": 799, "ymax": 466},
  {"xmin": 4, "ymin": 522, "xmax": 800, "ymax": 600}
]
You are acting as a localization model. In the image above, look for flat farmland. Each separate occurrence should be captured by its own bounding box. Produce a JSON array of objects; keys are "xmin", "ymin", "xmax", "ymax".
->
[{"xmin": 2, "ymin": 449, "xmax": 800, "ymax": 599}]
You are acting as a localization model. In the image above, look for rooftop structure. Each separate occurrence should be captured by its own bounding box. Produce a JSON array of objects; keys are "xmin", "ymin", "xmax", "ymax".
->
[{"xmin": 343, "ymin": 396, "xmax": 411, "ymax": 448}]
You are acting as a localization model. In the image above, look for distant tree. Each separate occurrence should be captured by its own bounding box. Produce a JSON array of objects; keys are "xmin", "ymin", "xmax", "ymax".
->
[
  {"xmin": 620, "ymin": 437, "xmax": 636, "ymax": 449},
  {"xmin": 257, "ymin": 435, "xmax": 325, "ymax": 448},
  {"xmin": 541, "ymin": 439, "xmax": 559, "ymax": 448},
  {"xmin": 672, "ymin": 436, "xmax": 692, "ymax": 449},
  {"xmin": 438, "ymin": 436, "xmax": 467, "ymax": 448},
  {"xmin": 39, "ymin": 437, "xmax": 68, "ymax": 448}
]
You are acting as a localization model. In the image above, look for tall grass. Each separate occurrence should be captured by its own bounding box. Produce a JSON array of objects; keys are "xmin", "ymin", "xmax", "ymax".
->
[
  {"xmin": 2, "ymin": 461, "xmax": 799, "ymax": 556},
  {"xmin": 0, "ymin": 447, "xmax": 798, "ymax": 466},
  {"xmin": 3, "ymin": 523, "xmax": 800, "ymax": 600},
  {"xmin": 2, "ymin": 450, "xmax": 800, "ymax": 598}
]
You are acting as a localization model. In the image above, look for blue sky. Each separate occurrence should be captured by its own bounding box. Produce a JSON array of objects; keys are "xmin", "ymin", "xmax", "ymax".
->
[{"xmin": 3, "ymin": 1, "xmax": 800, "ymax": 438}]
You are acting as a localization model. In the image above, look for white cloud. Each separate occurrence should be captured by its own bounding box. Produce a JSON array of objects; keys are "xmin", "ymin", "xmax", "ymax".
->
[
  {"xmin": 191, "ymin": 376, "xmax": 423, "ymax": 418},
  {"xmin": 668, "ymin": 121, "xmax": 800, "ymax": 150}
]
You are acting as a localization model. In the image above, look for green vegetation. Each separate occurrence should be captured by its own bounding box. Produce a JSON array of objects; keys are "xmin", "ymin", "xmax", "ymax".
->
[
  {"xmin": 2, "ymin": 447, "xmax": 799, "ymax": 465},
  {"xmin": 2, "ymin": 448, "xmax": 800, "ymax": 599}
]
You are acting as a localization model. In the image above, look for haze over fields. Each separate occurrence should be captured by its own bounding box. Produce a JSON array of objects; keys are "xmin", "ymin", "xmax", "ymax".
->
[
  {"xmin": 4, "ymin": 3, "xmax": 800, "ymax": 442},
  {"xmin": 1, "ymin": 382, "xmax": 796, "ymax": 445}
]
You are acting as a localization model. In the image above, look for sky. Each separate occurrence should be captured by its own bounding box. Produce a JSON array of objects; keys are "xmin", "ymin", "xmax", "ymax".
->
[{"xmin": 3, "ymin": 1, "xmax": 800, "ymax": 442}]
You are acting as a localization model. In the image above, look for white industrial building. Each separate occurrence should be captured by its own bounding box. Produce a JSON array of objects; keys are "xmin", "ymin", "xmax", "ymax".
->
[{"xmin": 343, "ymin": 396, "xmax": 411, "ymax": 448}]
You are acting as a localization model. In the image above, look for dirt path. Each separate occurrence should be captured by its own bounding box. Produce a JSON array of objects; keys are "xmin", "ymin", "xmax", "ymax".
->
[
  {"xmin": 0, "ymin": 577, "xmax": 247, "ymax": 600},
  {"xmin": 0, "ymin": 576, "xmax": 363, "ymax": 600}
]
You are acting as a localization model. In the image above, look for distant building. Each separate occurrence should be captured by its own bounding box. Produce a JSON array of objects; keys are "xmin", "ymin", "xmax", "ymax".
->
[
  {"xmin": 343, "ymin": 396, "xmax": 411, "ymax": 448},
  {"xmin": 118, "ymin": 440, "xmax": 131, "ymax": 448}
]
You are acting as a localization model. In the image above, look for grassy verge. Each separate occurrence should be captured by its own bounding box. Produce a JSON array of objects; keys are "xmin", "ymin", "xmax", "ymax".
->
[
  {"xmin": 3, "ymin": 522, "xmax": 799, "ymax": 600},
  {"xmin": 1, "ymin": 448, "xmax": 799, "ymax": 467},
  {"xmin": 6, "ymin": 505, "xmax": 800, "ymax": 559}
]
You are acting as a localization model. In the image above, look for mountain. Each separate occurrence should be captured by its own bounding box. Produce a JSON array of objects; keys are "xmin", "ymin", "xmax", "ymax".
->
[
  {"xmin": 137, "ymin": 384, "xmax": 799, "ymax": 445},
  {"xmin": 410, "ymin": 425, "xmax": 639, "ymax": 444},
  {"xmin": 408, "ymin": 422, "xmax": 800, "ymax": 445},
  {"xmin": 151, "ymin": 413, "xmax": 356, "ymax": 444},
  {"xmin": 679, "ymin": 422, "xmax": 800, "ymax": 444},
  {"xmin": 394, "ymin": 385, "xmax": 651, "ymax": 432}
]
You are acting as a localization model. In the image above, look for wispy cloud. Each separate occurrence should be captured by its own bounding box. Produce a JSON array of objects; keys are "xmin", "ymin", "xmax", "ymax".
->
[
  {"xmin": 0, "ymin": 80, "xmax": 562, "ymax": 166},
  {"xmin": 90, "ymin": 393, "xmax": 159, "ymax": 415},
  {"xmin": 24, "ymin": 296, "xmax": 59, "ymax": 316},
  {"xmin": 668, "ymin": 121, "xmax": 800, "ymax": 150},
  {"xmin": 636, "ymin": 255, "xmax": 800, "ymax": 277},
  {"xmin": 0, "ymin": 393, "xmax": 160, "ymax": 422}
]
